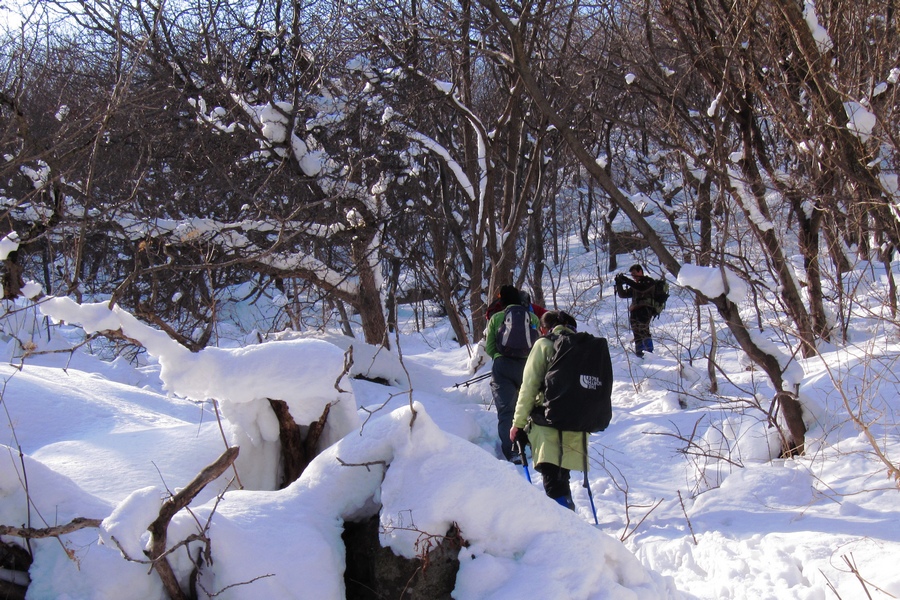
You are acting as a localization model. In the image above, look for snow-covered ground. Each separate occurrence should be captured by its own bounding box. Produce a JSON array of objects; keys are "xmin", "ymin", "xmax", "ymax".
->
[{"xmin": 0, "ymin": 267, "xmax": 898, "ymax": 598}]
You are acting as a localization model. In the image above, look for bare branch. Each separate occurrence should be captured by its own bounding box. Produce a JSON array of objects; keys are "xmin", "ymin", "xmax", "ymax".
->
[
  {"xmin": 0, "ymin": 517, "xmax": 102, "ymax": 539},
  {"xmin": 145, "ymin": 446, "xmax": 239, "ymax": 600}
]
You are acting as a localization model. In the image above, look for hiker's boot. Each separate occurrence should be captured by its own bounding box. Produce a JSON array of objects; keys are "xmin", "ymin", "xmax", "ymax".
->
[{"xmin": 554, "ymin": 495, "xmax": 576, "ymax": 511}]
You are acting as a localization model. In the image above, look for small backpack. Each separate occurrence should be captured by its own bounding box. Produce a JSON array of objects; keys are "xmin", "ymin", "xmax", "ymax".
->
[
  {"xmin": 532, "ymin": 332, "xmax": 613, "ymax": 433},
  {"xmin": 496, "ymin": 304, "xmax": 539, "ymax": 358},
  {"xmin": 651, "ymin": 278, "xmax": 669, "ymax": 317}
]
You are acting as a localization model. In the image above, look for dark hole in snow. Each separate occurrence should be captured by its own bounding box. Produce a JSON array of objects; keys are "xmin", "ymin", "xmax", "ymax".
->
[{"xmin": 342, "ymin": 514, "xmax": 464, "ymax": 599}]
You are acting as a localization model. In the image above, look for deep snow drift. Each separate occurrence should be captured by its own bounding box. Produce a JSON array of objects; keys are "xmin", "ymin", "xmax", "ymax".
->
[{"xmin": 0, "ymin": 267, "xmax": 898, "ymax": 599}]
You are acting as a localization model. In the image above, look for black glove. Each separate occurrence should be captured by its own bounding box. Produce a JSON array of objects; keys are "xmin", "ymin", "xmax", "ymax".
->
[{"xmin": 514, "ymin": 428, "xmax": 529, "ymax": 448}]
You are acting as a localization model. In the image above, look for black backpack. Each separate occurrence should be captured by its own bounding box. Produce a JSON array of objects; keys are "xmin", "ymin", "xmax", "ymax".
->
[
  {"xmin": 496, "ymin": 304, "xmax": 539, "ymax": 358},
  {"xmin": 651, "ymin": 278, "xmax": 669, "ymax": 317},
  {"xmin": 532, "ymin": 332, "xmax": 613, "ymax": 432}
]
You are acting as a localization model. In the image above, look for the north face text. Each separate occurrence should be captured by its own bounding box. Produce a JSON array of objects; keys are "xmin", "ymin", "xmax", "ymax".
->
[{"xmin": 580, "ymin": 375, "xmax": 603, "ymax": 390}]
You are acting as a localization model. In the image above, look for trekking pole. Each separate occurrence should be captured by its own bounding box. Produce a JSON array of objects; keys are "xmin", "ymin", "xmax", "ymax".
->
[
  {"xmin": 583, "ymin": 434, "xmax": 599, "ymax": 525},
  {"xmin": 452, "ymin": 372, "xmax": 491, "ymax": 388},
  {"xmin": 516, "ymin": 438, "xmax": 532, "ymax": 483},
  {"xmin": 583, "ymin": 472, "xmax": 598, "ymax": 525}
]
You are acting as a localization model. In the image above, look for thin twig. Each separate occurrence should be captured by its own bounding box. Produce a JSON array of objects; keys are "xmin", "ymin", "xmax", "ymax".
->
[
  {"xmin": 210, "ymin": 399, "xmax": 243, "ymax": 490},
  {"xmin": 392, "ymin": 326, "xmax": 417, "ymax": 428},
  {"xmin": 819, "ymin": 568, "xmax": 843, "ymax": 599},
  {"xmin": 620, "ymin": 498, "xmax": 664, "ymax": 543},
  {"xmin": 198, "ymin": 572, "xmax": 276, "ymax": 597},
  {"xmin": 336, "ymin": 458, "xmax": 387, "ymax": 472},
  {"xmin": 677, "ymin": 490, "xmax": 698, "ymax": 545},
  {"xmin": 841, "ymin": 553, "xmax": 894, "ymax": 599}
]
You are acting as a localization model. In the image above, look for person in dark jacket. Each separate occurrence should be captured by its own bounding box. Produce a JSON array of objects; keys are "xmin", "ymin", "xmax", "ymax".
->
[
  {"xmin": 485, "ymin": 285, "xmax": 540, "ymax": 462},
  {"xmin": 615, "ymin": 264, "xmax": 657, "ymax": 357}
]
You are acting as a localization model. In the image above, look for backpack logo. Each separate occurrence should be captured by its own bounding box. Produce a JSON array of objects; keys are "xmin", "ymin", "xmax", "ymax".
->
[
  {"xmin": 496, "ymin": 305, "xmax": 538, "ymax": 358},
  {"xmin": 580, "ymin": 375, "xmax": 603, "ymax": 390}
]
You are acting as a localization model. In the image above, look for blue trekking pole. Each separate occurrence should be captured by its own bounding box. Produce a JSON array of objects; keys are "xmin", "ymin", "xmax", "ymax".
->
[
  {"xmin": 583, "ymin": 434, "xmax": 598, "ymax": 524},
  {"xmin": 516, "ymin": 437, "xmax": 532, "ymax": 483},
  {"xmin": 583, "ymin": 472, "xmax": 598, "ymax": 525}
]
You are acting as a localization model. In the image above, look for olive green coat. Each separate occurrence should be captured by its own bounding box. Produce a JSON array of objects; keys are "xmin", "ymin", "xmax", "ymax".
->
[{"xmin": 512, "ymin": 325, "xmax": 589, "ymax": 472}]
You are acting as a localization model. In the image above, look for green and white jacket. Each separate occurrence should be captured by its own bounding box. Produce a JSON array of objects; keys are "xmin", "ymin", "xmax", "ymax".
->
[{"xmin": 484, "ymin": 306, "xmax": 541, "ymax": 359}]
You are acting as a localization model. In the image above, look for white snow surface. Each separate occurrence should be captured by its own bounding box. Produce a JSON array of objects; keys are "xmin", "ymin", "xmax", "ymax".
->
[{"xmin": 0, "ymin": 288, "xmax": 897, "ymax": 599}]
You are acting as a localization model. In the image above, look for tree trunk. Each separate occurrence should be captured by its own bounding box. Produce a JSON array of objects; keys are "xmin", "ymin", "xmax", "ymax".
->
[
  {"xmin": 268, "ymin": 400, "xmax": 331, "ymax": 488},
  {"xmin": 528, "ymin": 177, "xmax": 548, "ymax": 308},
  {"xmin": 1, "ymin": 252, "xmax": 24, "ymax": 300},
  {"xmin": 385, "ymin": 258, "xmax": 402, "ymax": 334},
  {"xmin": 269, "ymin": 400, "xmax": 308, "ymax": 488},
  {"xmin": 459, "ymin": 0, "xmax": 490, "ymax": 344},
  {"xmin": 354, "ymin": 241, "xmax": 388, "ymax": 347},
  {"xmin": 710, "ymin": 295, "xmax": 805, "ymax": 454},
  {"xmin": 793, "ymin": 195, "xmax": 830, "ymax": 342},
  {"xmin": 707, "ymin": 310, "xmax": 718, "ymax": 395}
]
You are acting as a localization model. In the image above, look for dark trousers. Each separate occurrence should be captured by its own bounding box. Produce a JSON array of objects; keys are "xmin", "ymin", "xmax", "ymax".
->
[
  {"xmin": 491, "ymin": 355, "xmax": 526, "ymax": 460},
  {"xmin": 630, "ymin": 306, "xmax": 655, "ymax": 353},
  {"xmin": 537, "ymin": 462, "xmax": 572, "ymax": 500}
]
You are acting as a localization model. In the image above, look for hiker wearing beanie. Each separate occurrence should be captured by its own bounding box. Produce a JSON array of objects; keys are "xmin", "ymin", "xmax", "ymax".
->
[
  {"xmin": 510, "ymin": 311, "xmax": 581, "ymax": 509},
  {"xmin": 485, "ymin": 284, "xmax": 539, "ymax": 462}
]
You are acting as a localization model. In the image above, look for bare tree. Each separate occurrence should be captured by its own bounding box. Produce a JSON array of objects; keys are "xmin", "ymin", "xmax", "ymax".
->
[{"xmin": 1, "ymin": 0, "xmax": 408, "ymax": 346}]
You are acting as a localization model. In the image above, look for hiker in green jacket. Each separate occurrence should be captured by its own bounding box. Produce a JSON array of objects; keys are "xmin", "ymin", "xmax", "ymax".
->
[
  {"xmin": 485, "ymin": 285, "xmax": 540, "ymax": 462},
  {"xmin": 509, "ymin": 310, "xmax": 584, "ymax": 510}
]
